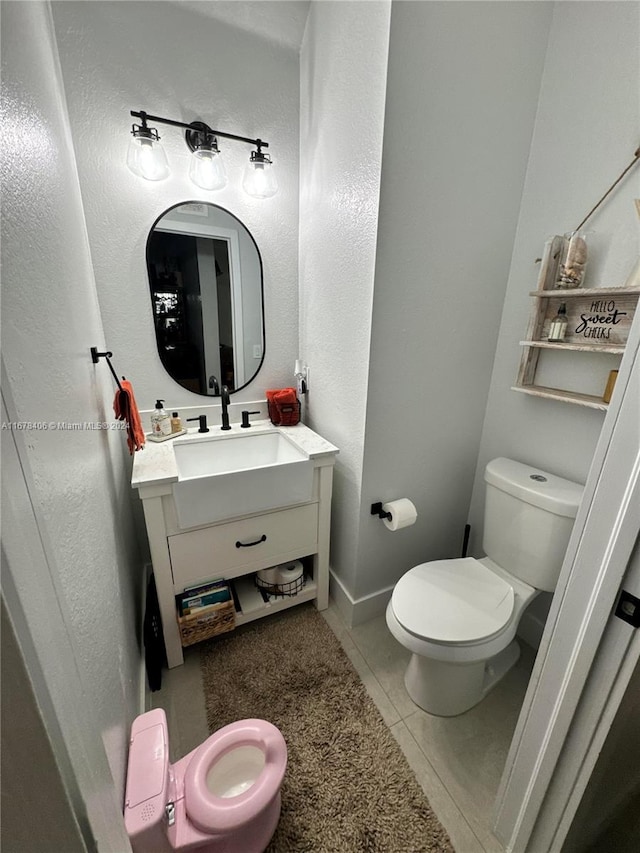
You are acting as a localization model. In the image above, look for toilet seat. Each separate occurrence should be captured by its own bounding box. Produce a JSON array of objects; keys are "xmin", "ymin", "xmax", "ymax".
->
[
  {"xmin": 184, "ymin": 719, "xmax": 287, "ymax": 835},
  {"xmin": 392, "ymin": 558, "xmax": 514, "ymax": 644}
]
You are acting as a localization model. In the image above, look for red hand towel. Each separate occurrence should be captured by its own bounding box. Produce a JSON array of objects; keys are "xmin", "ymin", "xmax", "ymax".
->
[
  {"xmin": 266, "ymin": 387, "xmax": 297, "ymax": 405},
  {"xmin": 113, "ymin": 380, "xmax": 145, "ymax": 454},
  {"xmin": 274, "ymin": 388, "xmax": 297, "ymax": 405}
]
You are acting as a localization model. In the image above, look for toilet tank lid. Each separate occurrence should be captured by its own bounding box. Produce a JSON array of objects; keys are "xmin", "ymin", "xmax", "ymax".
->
[
  {"xmin": 485, "ymin": 457, "xmax": 583, "ymax": 518},
  {"xmin": 125, "ymin": 709, "xmax": 169, "ymax": 811}
]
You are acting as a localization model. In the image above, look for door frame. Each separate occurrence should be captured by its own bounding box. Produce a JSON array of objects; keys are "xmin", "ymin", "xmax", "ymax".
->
[
  {"xmin": 1, "ymin": 373, "xmax": 133, "ymax": 852},
  {"xmin": 494, "ymin": 304, "xmax": 640, "ymax": 851},
  {"xmin": 156, "ymin": 221, "xmax": 245, "ymax": 387}
]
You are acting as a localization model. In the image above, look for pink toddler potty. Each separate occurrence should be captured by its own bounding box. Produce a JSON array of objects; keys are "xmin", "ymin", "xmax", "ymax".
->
[{"xmin": 124, "ymin": 709, "xmax": 287, "ymax": 853}]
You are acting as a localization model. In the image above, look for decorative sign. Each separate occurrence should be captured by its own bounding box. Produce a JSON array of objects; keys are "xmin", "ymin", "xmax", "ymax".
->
[
  {"xmin": 542, "ymin": 293, "xmax": 636, "ymax": 347},
  {"xmin": 574, "ymin": 298, "xmax": 628, "ymax": 341}
]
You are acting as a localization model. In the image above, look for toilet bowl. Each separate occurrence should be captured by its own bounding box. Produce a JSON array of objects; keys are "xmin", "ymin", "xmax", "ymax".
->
[
  {"xmin": 386, "ymin": 557, "xmax": 536, "ymax": 716},
  {"xmin": 124, "ymin": 709, "xmax": 287, "ymax": 853},
  {"xmin": 386, "ymin": 458, "xmax": 583, "ymax": 717}
]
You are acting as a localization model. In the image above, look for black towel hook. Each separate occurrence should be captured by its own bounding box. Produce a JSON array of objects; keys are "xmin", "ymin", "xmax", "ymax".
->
[{"xmin": 91, "ymin": 346, "xmax": 125, "ymax": 392}]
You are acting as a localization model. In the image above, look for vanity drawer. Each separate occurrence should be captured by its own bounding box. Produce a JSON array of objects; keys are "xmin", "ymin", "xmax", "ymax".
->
[{"xmin": 169, "ymin": 503, "xmax": 318, "ymax": 591}]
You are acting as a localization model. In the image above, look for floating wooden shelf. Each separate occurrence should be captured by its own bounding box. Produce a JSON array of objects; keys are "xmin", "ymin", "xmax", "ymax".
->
[
  {"xmin": 519, "ymin": 340, "xmax": 626, "ymax": 354},
  {"xmin": 529, "ymin": 286, "xmax": 640, "ymax": 299},
  {"xmin": 511, "ymin": 384, "xmax": 609, "ymax": 411},
  {"xmin": 513, "ymin": 235, "xmax": 639, "ymax": 409}
]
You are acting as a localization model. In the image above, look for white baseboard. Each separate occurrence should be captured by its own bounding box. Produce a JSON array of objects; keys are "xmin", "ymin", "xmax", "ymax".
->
[{"xmin": 329, "ymin": 570, "xmax": 394, "ymax": 627}]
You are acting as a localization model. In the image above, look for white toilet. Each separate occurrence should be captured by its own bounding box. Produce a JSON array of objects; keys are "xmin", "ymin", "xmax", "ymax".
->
[{"xmin": 386, "ymin": 457, "xmax": 583, "ymax": 717}]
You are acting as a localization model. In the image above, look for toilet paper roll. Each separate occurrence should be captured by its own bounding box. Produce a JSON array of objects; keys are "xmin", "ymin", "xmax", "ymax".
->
[{"xmin": 382, "ymin": 498, "xmax": 418, "ymax": 531}]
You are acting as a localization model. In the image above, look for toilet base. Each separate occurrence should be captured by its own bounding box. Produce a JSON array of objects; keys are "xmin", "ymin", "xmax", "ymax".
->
[
  {"xmin": 404, "ymin": 640, "xmax": 521, "ymax": 716},
  {"xmin": 171, "ymin": 791, "xmax": 282, "ymax": 853}
]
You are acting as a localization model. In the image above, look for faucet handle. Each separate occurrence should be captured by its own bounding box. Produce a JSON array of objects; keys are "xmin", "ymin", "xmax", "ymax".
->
[{"xmin": 241, "ymin": 410, "xmax": 261, "ymax": 429}]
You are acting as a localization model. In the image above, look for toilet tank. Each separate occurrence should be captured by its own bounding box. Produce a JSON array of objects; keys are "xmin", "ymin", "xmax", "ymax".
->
[
  {"xmin": 483, "ymin": 458, "xmax": 583, "ymax": 592},
  {"xmin": 124, "ymin": 708, "xmax": 172, "ymax": 853}
]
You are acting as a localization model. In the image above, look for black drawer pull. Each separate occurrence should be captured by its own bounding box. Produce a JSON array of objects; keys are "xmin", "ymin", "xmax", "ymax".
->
[{"xmin": 235, "ymin": 534, "xmax": 267, "ymax": 548}]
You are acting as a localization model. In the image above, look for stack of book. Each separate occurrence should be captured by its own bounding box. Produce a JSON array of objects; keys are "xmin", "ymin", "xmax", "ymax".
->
[
  {"xmin": 176, "ymin": 578, "xmax": 232, "ymax": 618},
  {"xmin": 175, "ymin": 579, "xmax": 237, "ymax": 646},
  {"xmin": 176, "ymin": 578, "xmax": 236, "ymax": 646}
]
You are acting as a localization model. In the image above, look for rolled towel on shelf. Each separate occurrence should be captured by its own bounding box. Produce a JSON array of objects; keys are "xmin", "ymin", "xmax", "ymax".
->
[{"xmin": 266, "ymin": 387, "xmax": 300, "ymax": 426}]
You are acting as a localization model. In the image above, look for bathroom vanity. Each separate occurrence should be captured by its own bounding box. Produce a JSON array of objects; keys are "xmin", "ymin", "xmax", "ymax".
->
[{"xmin": 132, "ymin": 420, "xmax": 338, "ymax": 667}]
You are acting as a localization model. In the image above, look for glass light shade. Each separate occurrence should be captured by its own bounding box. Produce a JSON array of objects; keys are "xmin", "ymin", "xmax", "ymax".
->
[
  {"xmin": 189, "ymin": 148, "xmax": 227, "ymax": 191},
  {"xmin": 127, "ymin": 133, "xmax": 170, "ymax": 181},
  {"xmin": 242, "ymin": 157, "xmax": 278, "ymax": 199}
]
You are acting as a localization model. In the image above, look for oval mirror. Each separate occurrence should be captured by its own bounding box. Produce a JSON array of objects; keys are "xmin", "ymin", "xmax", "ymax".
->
[{"xmin": 146, "ymin": 202, "xmax": 265, "ymax": 395}]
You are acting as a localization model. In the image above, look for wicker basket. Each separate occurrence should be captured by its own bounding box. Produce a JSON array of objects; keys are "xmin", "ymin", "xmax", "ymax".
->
[{"xmin": 177, "ymin": 599, "xmax": 235, "ymax": 647}]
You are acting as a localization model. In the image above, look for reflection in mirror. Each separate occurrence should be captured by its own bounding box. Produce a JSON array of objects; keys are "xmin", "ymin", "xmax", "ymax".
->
[{"xmin": 146, "ymin": 202, "xmax": 265, "ymax": 395}]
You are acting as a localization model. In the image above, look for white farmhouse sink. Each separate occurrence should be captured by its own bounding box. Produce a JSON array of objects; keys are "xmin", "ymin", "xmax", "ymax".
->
[{"xmin": 171, "ymin": 430, "xmax": 313, "ymax": 528}]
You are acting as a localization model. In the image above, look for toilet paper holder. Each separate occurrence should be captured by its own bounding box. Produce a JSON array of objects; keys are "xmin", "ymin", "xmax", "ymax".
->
[{"xmin": 371, "ymin": 502, "xmax": 392, "ymax": 521}]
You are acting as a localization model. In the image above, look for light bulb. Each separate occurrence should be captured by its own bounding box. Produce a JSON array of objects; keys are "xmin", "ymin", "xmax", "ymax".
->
[
  {"xmin": 127, "ymin": 128, "xmax": 170, "ymax": 181},
  {"xmin": 189, "ymin": 147, "xmax": 227, "ymax": 191},
  {"xmin": 243, "ymin": 151, "xmax": 278, "ymax": 199}
]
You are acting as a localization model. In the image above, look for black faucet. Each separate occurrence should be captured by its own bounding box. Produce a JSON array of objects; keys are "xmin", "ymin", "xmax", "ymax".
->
[
  {"xmin": 186, "ymin": 415, "xmax": 209, "ymax": 433},
  {"xmin": 208, "ymin": 375, "xmax": 220, "ymax": 395},
  {"xmin": 220, "ymin": 385, "xmax": 231, "ymax": 431}
]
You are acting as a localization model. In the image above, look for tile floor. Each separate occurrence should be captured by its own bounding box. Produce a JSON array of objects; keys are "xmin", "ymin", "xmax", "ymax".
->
[{"xmin": 151, "ymin": 601, "xmax": 536, "ymax": 853}]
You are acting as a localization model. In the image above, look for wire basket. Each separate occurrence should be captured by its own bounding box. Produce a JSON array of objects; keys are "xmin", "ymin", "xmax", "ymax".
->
[
  {"xmin": 266, "ymin": 394, "xmax": 301, "ymax": 426},
  {"xmin": 255, "ymin": 572, "xmax": 306, "ymax": 599}
]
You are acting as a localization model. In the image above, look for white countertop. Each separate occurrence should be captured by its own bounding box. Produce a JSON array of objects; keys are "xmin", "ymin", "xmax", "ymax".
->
[{"xmin": 131, "ymin": 419, "xmax": 339, "ymax": 489}]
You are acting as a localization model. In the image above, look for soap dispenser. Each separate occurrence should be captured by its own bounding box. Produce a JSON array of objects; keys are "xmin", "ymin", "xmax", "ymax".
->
[{"xmin": 151, "ymin": 400, "xmax": 172, "ymax": 437}]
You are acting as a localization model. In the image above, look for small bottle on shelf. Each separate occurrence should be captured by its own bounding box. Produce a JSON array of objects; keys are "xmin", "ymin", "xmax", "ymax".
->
[
  {"xmin": 548, "ymin": 303, "xmax": 568, "ymax": 342},
  {"xmin": 171, "ymin": 412, "xmax": 183, "ymax": 434}
]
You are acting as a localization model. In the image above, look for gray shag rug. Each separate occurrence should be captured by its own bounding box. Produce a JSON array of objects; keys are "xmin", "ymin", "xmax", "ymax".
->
[{"xmin": 199, "ymin": 604, "xmax": 454, "ymax": 852}]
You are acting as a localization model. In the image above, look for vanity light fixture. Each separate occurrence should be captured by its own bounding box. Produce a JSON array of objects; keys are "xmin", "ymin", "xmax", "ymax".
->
[
  {"xmin": 127, "ymin": 117, "xmax": 170, "ymax": 181},
  {"xmin": 243, "ymin": 145, "xmax": 278, "ymax": 199},
  {"xmin": 128, "ymin": 110, "xmax": 277, "ymax": 198},
  {"xmin": 186, "ymin": 121, "xmax": 227, "ymax": 191}
]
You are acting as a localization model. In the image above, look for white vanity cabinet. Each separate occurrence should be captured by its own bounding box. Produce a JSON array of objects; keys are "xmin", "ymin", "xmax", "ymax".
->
[{"xmin": 132, "ymin": 422, "xmax": 338, "ymax": 668}]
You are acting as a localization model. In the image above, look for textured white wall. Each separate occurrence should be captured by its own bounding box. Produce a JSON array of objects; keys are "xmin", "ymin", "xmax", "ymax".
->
[
  {"xmin": 355, "ymin": 1, "xmax": 553, "ymax": 600},
  {"xmin": 51, "ymin": 0, "xmax": 300, "ymax": 414},
  {"xmin": 299, "ymin": 0, "xmax": 391, "ymax": 593},
  {"xmin": 468, "ymin": 1, "xmax": 640, "ymax": 558},
  {"xmin": 2, "ymin": 0, "xmax": 141, "ymax": 812}
]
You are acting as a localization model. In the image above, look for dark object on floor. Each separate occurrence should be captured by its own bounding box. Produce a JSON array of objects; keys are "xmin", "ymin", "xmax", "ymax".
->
[{"xmin": 144, "ymin": 574, "xmax": 167, "ymax": 691}]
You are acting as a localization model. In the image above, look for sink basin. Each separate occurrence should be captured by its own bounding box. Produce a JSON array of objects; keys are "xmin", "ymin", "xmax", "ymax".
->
[{"xmin": 172, "ymin": 430, "xmax": 313, "ymax": 528}]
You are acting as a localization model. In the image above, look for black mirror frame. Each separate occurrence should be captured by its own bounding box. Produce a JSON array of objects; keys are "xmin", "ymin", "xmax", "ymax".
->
[{"xmin": 145, "ymin": 201, "xmax": 266, "ymax": 397}]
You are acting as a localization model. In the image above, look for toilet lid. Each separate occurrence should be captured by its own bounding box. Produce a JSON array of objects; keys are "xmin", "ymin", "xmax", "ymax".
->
[{"xmin": 392, "ymin": 558, "xmax": 514, "ymax": 644}]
